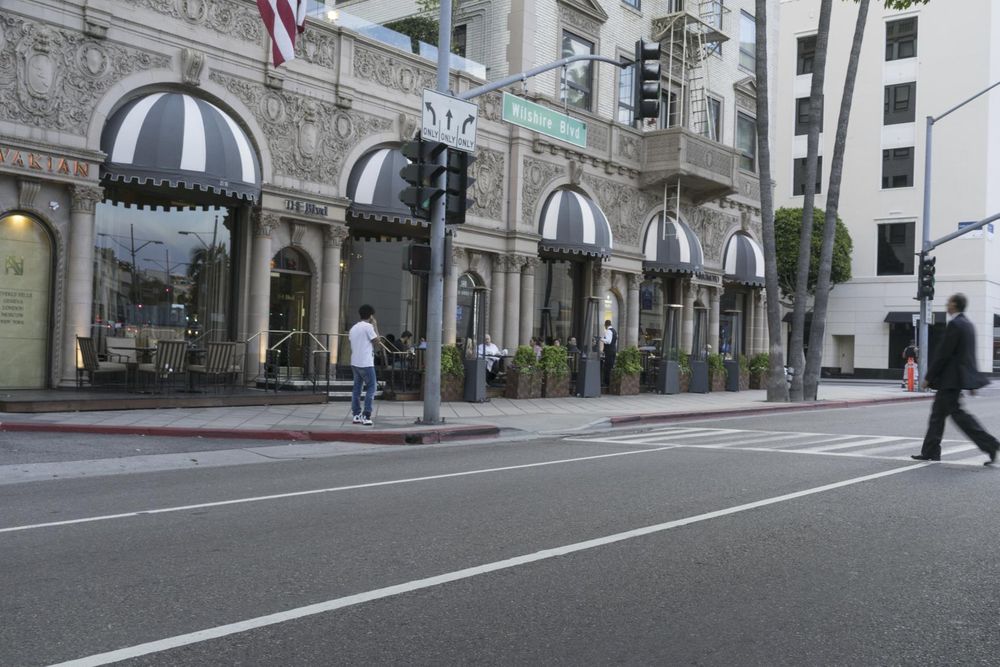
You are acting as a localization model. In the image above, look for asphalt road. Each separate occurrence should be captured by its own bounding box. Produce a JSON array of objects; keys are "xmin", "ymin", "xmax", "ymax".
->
[{"xmin": 3, "ymin": 392, "xmax": 1000, "ymax": 665}]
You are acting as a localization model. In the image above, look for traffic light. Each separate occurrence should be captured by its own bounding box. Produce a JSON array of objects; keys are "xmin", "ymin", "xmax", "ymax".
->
[
  {"xmin": 444, "ymin": 149, "xmax": 476, "ymax": 225},
  {"xmin": 634, "ymin": 39, "xmax": 662, "ymax": 122},
  {"xmin": 399, "ymin": 138, "xmax": 447, "ymax": 220},
  {"xmin": 917, "ymin": 254, "xmax": 936, "ymax": 300}
]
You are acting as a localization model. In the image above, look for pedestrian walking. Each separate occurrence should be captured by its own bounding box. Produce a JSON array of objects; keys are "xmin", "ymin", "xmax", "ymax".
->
[
  {"xmin": 602, "ymin": 319, "xmax": 618, "ymax": 387},
  {"xmin": 349, "ymin": 304, "xmax": 379, "ymax": 426},
  {"xmin": 911, "ymin": 293, "xmax": 998, "ymax": 465}
]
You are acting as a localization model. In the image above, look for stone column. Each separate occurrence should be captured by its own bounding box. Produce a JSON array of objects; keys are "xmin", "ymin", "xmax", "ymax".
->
[
  {"xmin": 502, "ymin": 255, "xmax": 522, "ymax": 348},
  {"xmin": 626, "ymin": 274, "xmax": 641, "ymax": 347},
  {"xmin": 754, "ymin": 290, "xmax": 767, "ymax": 355},
  {"xmin": 709, "ymin": 285, "xmax": 720, "ymax": 355},
  {"xmin": 248, "ymin": 211, "xmax": 278, "ymax": 369},
  {"xmin": 519, "ymin": 257, "xmax": 536, "ymax": 345},
  {"xmin": 681, "ymin": 280, "xmax": 695, "ymax": 353},
  {"xmin": 443, "ymin": 246, "xmax": 464, "ymax": 346},
  {"xmin": 490, "ymin": 254, "xmax": 506, "ymax": 346},
  {"xmin": 320, "ymin": 224, "xmax": 349, "ymax": 364},
  {"xmin": 62, "ymin": 185, "xmax": 103, "ymax": 385}
]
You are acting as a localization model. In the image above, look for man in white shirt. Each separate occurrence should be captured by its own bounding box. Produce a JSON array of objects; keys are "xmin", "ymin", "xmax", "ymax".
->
[
  {"xmin": 477, "ymin": 334, "xmax": 503, "ymax": 382},
  {"xmin": 602, "ymin": 319, "xmax": 618, "ymax": 387},
  {"xmin": 349, "ymin": 304, "xmax": 379, "ymax": 426}
]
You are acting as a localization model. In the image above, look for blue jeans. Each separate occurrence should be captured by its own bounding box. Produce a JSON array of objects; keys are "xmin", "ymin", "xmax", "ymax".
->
[{"xmin": 351, "ymin": 365, "xmax": 376, "ymax": 418}]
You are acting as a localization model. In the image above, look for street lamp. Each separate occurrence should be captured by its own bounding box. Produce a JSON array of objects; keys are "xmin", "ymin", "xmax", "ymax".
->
[{"xmin": 178, "ymin": 216, "xmax": 222, "ymax": 337}]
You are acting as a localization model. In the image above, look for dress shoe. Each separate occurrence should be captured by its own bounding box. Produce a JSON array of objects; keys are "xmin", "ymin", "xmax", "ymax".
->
[
  {"xmin": 911, "ymin": 454, "xmax": 940, "ymax": 461},
  {"xmin": 985, "ymin": 451, "xmax": 997, "ymax": 467}
]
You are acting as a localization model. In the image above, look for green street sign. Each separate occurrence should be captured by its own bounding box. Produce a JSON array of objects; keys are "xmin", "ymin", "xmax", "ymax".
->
[{"xmin": 501, "ymin": 92, "xmax": 587, "ymax": 149}]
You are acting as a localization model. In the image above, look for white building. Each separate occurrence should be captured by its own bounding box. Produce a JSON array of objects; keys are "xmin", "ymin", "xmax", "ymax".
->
[{"xmin": 775, "ymin": 0, "xmax": 1000, "ymax": 377}]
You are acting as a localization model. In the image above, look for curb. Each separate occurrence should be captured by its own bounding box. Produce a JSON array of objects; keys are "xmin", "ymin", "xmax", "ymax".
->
[
  {"xmin": 608, "ymin": 394, "xmax": 934, "ymax": 427},
  {"xmin": 0, "ymin": 421, "xmax": 500, "ymax": 445}
]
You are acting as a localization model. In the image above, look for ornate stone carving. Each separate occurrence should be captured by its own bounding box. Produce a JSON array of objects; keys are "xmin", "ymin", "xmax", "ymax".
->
[
  {"xmin": 70, "ymin": 185, "xmax": 103, "ymax": 213},
  {"xmin": 521, "ymin": 256, "xmax": 539, "ymax": 276},
  {"xmin": 559, "ymin": 5, "xmax": 602, "ymax": 36},
  {"xmin": 568, "ymin": 160, "xmax": 584, "ymax": 186},
  {"xmin": 324, "ymin": 224, "xmax": 349, "ymax": 248},
  {"xmin": 737, "ymin": 173, "xmax": 761, "ymax": 202},
  {"xmin": 736, "ymin": 91, "xmax": 755, "ymax": 113},
  {"xmin": 399, "ymin": 113, "xmax": 420, "ymax": 142},
  {"xmin": 681, "ymin": 204, "xmax": 739, "ymax": 264},
  {"xmin": 471, "ymin": 148, "xmax": 503, "ymax": 221},
  {"xmin": 687, "ymin": 139, "xmax": 735, "ymax": 178},
  {"xmin": 353, "ymin": 46, "xmax": 436, "ymax": 97},
  {"xmin": 210, "ymin": 71, "xmax": 393, "ymax": 185},
  {"xmin": 477, "ymin": 92, "xmax": 502, "ymax": 123},
  {"xmin": 587, "ymin": 123, "xmax": 609, "ymax": 152},
  {"xmin": 290, "ymin": 221, "xmax": 306, "ymax": 246},
  {"xmin": 617, "ymin": 132, "xmax": 640, "ymax": 162},
  {"xmin": 295, "ymin": 28, "xmax": 336, "ymax": 68},
  {"xmin": 451, "ymin": 244, "xmax": 467, "ymax": 269},
  {"xmin": 17, "ymin": 179, "xmax": 40, "ymax": 209},
  {"xmin": 0, "ymin": 16, "xmax": 170, "ymax": 134},
  {"xmin": 498, "ymin": 254, "xmax": 525, "ymax": 273},
  {"xmin": 122, "ymin": 0, "xmax": 265, "ymax": 43},
  {"xmin": 628, "ymin": 273, "xmax": 641, "ymax": 290},
  {"xmin": 254, "ymin": 210, "xmax": 280, "ymax": 237},
  {"xmin": 521, "ymin": 157, "xmax": 565, "ymax": 228},
  {"xmin": 181, "ymin": 48, "xmax": 204, "ymax": 86},
  {"xmin": 581, "ymin": 173, "xmax": 640, "ymax": 246}
]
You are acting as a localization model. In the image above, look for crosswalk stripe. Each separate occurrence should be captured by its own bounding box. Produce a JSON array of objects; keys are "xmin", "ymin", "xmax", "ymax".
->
[{"xmin": 795, "ymin": 435, "xmax": 903, "ymax": 453}]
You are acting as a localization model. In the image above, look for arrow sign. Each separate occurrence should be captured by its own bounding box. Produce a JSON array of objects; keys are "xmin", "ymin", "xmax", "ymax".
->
[
  {"xmin": 424, "ymin": 102, "xmax": 437, "ymax": 125},
  {"xmin": 445, "ymin": 110, "xmax": 453, "ymax": 130},
  {"xmin": 422, "ymin": 89, "xmax": 478, "ymax": 153},
  {"xmin": 462, "ymin": 115, "xmax": 475, "ymax": 133}
]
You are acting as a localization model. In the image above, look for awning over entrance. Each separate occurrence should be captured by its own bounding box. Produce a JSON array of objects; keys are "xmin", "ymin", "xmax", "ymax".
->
[
  {"xmin": 884, "ymin": 311, "xmax": 946, "ymax": 325},
  {"xmin": 101, "ymin": 92, "xmax": 261, "ymax": 202},
  {"xmin": 723, "ymin": 232, "xmax": 765, "ymax": 286},
  {"xmin": 642, "ymin": 212, "xmax": 703, "ymax": 274},
  {"xmin": 539, "ymin": 189, "xmax": 613, "ymax": 259},
  {"xmin": 346, "ymin": 147, "xmax": 425, "ymax": 229}
]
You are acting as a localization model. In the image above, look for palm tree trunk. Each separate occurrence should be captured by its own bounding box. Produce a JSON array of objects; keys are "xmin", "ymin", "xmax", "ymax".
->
[
  {"xmin": 754, "ymin": 0, "xmax": 787, "ymax": 402},
  {"xmin": 788, "ymin": 0, "xmax": 832, "ymax": 401},
  {"xmin": 804, "ymin": 0, "xmax": 870, "ymax": 400}
]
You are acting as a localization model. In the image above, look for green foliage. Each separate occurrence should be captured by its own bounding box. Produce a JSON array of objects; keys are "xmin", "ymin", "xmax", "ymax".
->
[
  {"xmin": 739, "ymin": 354, "xmax": 749, "ymax": 372},
  {"xmin": 441, "ymin": 344, "xmax": 465, "ymax": 378},
  {"xmin": 511, "ymin": 345, "xmax": 538, "ymax": 374},
  {"xmin": 677, "ymin": 350, "xmax": 691, "ymax": 375},
  {"xmin": 613, "ymin": 346, "xmax": 643, "ymax": 379},
  {"xmin": 707, "ymin": 352, "xmax": 726, "ymax": 374},
  {"xmin": 384, "ymin": 16, "xmax": 441, "ymax": 53},
  {"xmin": 539, "ymin": 345, "xmax": 569, "ymax": 377},
  {"xmin": 748, "ymin": 352, "xmax": 770, "ymax": 374},
  {"xmin": 774, "ymin": 207, "xmax": 853, "ymax": 300},
  {"xmin": 882, "ymin": 0, "xmax": 930, "ymax": 9}
]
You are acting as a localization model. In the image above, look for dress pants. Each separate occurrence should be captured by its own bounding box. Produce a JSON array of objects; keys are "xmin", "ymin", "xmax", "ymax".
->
[
  {"xmin": 603, "ymin": 350, "xmax": 616, "ymax": 387},
  {"xmin": 921, "ymin": 388, "xmax": 1000, "ymax": 459}
]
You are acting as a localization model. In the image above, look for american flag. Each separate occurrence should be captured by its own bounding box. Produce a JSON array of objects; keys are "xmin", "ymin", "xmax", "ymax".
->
[{"xmin": 256, "ymin": 0, "xmax": 308, "ymax": 67}]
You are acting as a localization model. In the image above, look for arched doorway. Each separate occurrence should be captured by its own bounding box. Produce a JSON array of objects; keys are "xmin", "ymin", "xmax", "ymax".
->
[
  {"xmin": 269, "ymin": 247, "xmax": 312, "ymax": 370},
  {"xmin": 0, "ymin": 213, "xmax": 53, "ymax": 389}
]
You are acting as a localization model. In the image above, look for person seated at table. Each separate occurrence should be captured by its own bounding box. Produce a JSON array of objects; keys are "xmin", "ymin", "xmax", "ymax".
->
[
  {"xmin": 566, "ymin": 337, "xmax": 579, "ymax": 354},
  {"xmin": 398, "ymin": 330, "xmax": 414, "ymax": 352},
  {"xmin": 417, "ymin": 337, "xmax": 427, "ymax": 349},
  {"xmin": 478, "ymin": 334, "xmax": 503, "ymax": 382}
]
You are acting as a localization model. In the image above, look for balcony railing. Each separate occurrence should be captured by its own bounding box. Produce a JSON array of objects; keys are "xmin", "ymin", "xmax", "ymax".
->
[{"xmin": 640, "ymin": 127, "xmax": 738, "ymax": 201}]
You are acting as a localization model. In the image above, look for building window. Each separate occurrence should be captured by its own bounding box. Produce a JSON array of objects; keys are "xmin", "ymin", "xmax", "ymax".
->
[
  {"xmin": 706, "ymin": 0, "xmax": 724, "ymax": 55},
  {"xmin": 795, "ymin": 97, "xmax": 824, "ymax": 135},
  {"xmin": 622, "ymin": 0, "xmax": 640, "ymax": 9},
  {"xmin": 793, "ymin": 156, "xmax": 823, "ymax": 195},
  {"xmin": 704, "ymin": 96, "xmax": 722, "ymax": 141},
  {"xmin": 797, "ymin": 35, "xmax": 816, "ymax": 75},
  {"xmin": 886, "ymin": 18, "xmax": 917, "ymax": 61},
  {"xmin": 617, "ymin": 57, "xmax": 635, "ymax": 126},
  {"xmin": 666, "ymin": 0, "xmax": 684, "ymax": 11},
  {"xmin": 561, "ymin": 31, "xmax": 594, "ymax": 110},
  {"xmin": 660, "ymin": 88, "xmax": 680, "ymax": 129},
  {"xmin": 452, "ymin": 24, "xmax": 467, "ymax": 58},
  {"xmin": 882, "ymin": 147, "xmax": 914, "ymax": 188},
  {"xmin": 884, "ymin": 83, "xmax": 916, "ymax": 125},
  {"xmin": 736, "ymin": 111, "xmax": 756, "ymax": 172},
  {"xmin": 739, "ymin": 11, "xmax": 756, "ymax": 71},
  {"xmin": 877, "ymin": 222, "xmax": 915, "ymax": 275}
]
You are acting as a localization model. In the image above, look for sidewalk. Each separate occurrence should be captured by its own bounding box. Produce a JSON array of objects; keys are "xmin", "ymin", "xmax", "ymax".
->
[{"xmin": 0, "ymin": 383, "xmax": 932, "ymax": 445}]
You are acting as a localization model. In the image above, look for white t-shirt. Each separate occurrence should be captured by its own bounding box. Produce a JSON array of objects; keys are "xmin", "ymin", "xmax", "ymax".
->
[{"xmin": 349, "ymin": 320, "xmax": 378, "ymax": 367}]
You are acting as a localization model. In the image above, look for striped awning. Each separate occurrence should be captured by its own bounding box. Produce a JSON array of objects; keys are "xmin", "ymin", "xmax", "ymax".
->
[
  {"xmin": 723, "ymin": 232, "xmax": 766, "ymax": 286},
  {"xmin": 346, "ymin": 147, "xmax": 424, "ymax": 227},
  {"xmin": 642, "ymin": 212, "xmax": 704, "ymax": 274},
  {"xmin": 101, "ymin": 92, "xmax": 261, "ymax": 202},
  {"xmin": 538, "ymin": 189, "xmax": 613, "ymax": 259}
]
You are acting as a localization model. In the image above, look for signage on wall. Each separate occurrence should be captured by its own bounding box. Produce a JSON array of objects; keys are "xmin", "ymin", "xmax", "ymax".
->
[
  {"xmin": 957, "ymin": 221, "xmax": 994, "ymax": 240},
  {"xmin": 284, "ymin": 199, "xmax": 329, "ymax": 218},
  {"xmin": 0, "ymin": 146, "xmax": 93, "ymax": 180},
  {"xmin": 421, "ymin": 89, "xmax": 478, "ymax": 153}
]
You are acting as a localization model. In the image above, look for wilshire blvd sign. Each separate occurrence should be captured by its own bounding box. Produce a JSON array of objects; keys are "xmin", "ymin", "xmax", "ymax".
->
[{"xmin": 501, "ymin": 92, "xmax": 587, "ymax": 149}]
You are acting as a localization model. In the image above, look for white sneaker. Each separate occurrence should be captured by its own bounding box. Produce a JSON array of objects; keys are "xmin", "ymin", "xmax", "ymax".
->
[
  {"xmin": 352, "ymin": 414, "xmax": 363, "ymax": 424},
  {"xmin": 362, "ymin": 416, "xmax": 374, "ymax": 426}
]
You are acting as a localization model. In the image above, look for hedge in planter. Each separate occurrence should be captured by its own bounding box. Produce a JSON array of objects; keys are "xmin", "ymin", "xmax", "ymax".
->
[
  {"xmin": 439, "ymin": 344, "xmax": 465, "ymax": 402},
  {"xmin": 678, "ymin": 350, "xmax": 692, "ymax": 393},
  {"xmin": 707, "ymin": 352, "xmax": 727, "ymax": 392},
  {"xmin": 539, "ymin": 345, "xmax": 570, "ymax": 397},
  {"xmin": 505, "ymin": 345, "xmax": 542, "ymax": 399},
  {"xmin": 610, "ymin": 346, "xmax": 642, "ymax": 395},
  {"xmin": 748, "ymin": 352, "xmax": 769, "ymax": 389}
]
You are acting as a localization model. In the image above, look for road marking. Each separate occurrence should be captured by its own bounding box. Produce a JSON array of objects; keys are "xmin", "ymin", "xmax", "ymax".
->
[
  {"xmin": 795, "ymin": 435, "xmax": 902, "ymax": 453},
  {"xmin": 49, "ymin": 463, "xmax": 928, "ymax": 667},
  {"xmin": 0, "ymin": 447, "xmax": 676, "ymax": 535}
]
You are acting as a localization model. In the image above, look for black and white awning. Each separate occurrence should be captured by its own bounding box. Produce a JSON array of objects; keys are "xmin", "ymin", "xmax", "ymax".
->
[
  {"xmin": 346, "ymin": 147, "xmax": 424, "ymax": 228},
  {"xmin": 642, "ymin": 212, "xmax": 704, "ymax": 274},
  {"xmin": 538, "ymin": 189, "xmax": 613, "ymax": 259},
  {"xmin": 723, "ymin": 232, "xmax": 766, "ymax": 286},
  {"xmin": 101, "ymin": 92, "xmax": 261, "ymax": 202}
]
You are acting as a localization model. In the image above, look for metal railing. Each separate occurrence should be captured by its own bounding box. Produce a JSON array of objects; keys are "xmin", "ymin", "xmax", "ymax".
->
[{"xmin": 242, "ymin": 330, "xmax": 345, "ymax": 395}]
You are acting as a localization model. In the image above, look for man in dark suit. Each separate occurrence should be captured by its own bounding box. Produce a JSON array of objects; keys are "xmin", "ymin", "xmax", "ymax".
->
[{"xmin": 912, "ymin": 293, "xmax": 998, "ymax": 465}]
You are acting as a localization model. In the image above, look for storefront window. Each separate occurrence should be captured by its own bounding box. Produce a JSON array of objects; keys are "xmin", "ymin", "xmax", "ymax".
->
[
  {"xmin": 534, "ymin": 260, "xmax": 581, "ymax": 344},
  {"xmin": 639, "ymin": 279, "xmax": 665, "ymax": 352},
  {"xmin": 93, "ymin": 202, "xmax": 233, "ymax": 346}
]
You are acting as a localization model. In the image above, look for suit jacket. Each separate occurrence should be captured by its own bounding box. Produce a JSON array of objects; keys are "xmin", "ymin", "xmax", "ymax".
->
[{"xmin": 925, "ymin": 313, "xmax": 990, "ymax": 390}]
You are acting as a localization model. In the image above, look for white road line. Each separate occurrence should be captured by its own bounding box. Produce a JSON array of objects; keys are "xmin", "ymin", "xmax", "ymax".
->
[
  {"xmin": 1, "ymin": 447, "xmax": 676, "ymax": 535},
  {"xmin": 737, "ymin": 433, "xmax": 851, "ymax": 448},
  {"xmin": 622, "ymin": 430, "xmax": 759, "ymax": 445},
  {"xmin": 50, "ymin": 463, "xmax": 928, "ymax": 667},
  {"xmin": 940, "ymin": 444, "xmax": 981, "ymax": 459},
  {"xmin": 795, "ymin": 435, "xmax": 903, "ymax": 453}
]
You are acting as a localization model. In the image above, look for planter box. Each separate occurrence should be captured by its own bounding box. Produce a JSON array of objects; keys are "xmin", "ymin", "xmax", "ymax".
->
[
  {"xmin": 505, "ymin": 369, "xmax": 542, "ymax": 399},
  {"xmin": 739, "ymin": 370, "xmax": 750, "ymax": 391},
  {"xmin": 749, "ymin": 371, "xmax": 766, "ymax": 389},
  {"xmin": 441, "ymin": 374, "xmax": 464, "ymax": 402},
  {"xmin": 610, "ymin": 372, "xmax": 640, "ymax": 395},
  {"xmin": 542, "ymin": 372, "xmax": 570, "ymax": 398},
  {"xmin": 709, "ymin": 370, "xmax": 727, "ymax": 392},
  {"xmin": 679, "ymin": 372, "xmax": 691, "ymax": 393}
]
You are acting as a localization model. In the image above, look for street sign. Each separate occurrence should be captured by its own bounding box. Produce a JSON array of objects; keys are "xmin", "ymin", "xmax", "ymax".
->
[
  {"xmin": 912, "ymin": 314, "xmax": 919, "ymax": 328},
  {"xmin": 957, "ymin": 221, "xmax": 995, "ymax": 239},
  {"xmin": 422, "ymin": 89, "xmax": 478, "ymax": 153},
  {"xmin": 501, "ymin": 92, "xmax": 587, "ymax": 149}
]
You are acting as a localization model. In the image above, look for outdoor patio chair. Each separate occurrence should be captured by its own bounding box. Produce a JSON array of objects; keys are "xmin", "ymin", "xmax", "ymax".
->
[
  {"xmin": 137, "ymin": 340, "xmax": 188, "ymax": 393},
  {"xmin": 188, "ymin": 341, "xmax": 240, "ymax": 392},
  {"xmin": 76, "ymin": 336, "xmax": 127, "ymax": 388}
]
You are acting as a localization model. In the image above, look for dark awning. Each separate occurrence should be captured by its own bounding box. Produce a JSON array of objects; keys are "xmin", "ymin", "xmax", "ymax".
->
[
  {"xmin": 346, "ymin": 147, "xmax": 428, "ymax": 234},
  {"xmin": 101, "ymin": 92, "xmax": 261, "ymax": 202},
  {"xmin": 884, "ymin": 311, "xmax": 946, "ymax": 324},
  {"xmin": 538, "ymin": 189, "xmax": 613, "ymax": 259},
  {"xmin": 723, "ymin": 232, "xmax": 765, "ymax": 286},
  {"xmin": 642, "ymin": 212, "xmax": 703, "ymax": 274},
  {"xmin": 782, "ymin": 311, "xmax": 812, "ymax": 323}
]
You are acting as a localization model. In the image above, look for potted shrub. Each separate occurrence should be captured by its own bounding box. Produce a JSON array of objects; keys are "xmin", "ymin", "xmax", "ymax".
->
[
  {"xmin": 707, "ymin": 352, "xmax": 727, "ymax": 392},
  {"xmin": 504, "ymin": 345, "xmax": 542, "ymax": 399},
  {"xmin": 440, "ymin": 344, "xmax": 465, "ymax": 402},
  {"xmin": 748, "ymin": 353, "xmax": 769, "ymax": 389},
  {"xmin": 610, "ymin": 346, "xmax": 642, "ymax": 395},
  {"xmin": 678, "ymin": 350, "xmax": 691, "ymax": 393},
  {"xmin": 738, "ymin": 354, "xmax": 750, "ymax": 390},
  {"xmin": 539, "ymin": 345, "xmax": 570, "ymax": 397}
]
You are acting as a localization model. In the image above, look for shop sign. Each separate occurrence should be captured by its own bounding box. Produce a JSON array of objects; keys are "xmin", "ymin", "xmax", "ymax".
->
[
  {"xmin": 0, "ymin": 146, "xmax": 92, "ymax": 180},
  {"xmin": 284, "ymin": 198, "xmax": 329, "ymax": 218}
]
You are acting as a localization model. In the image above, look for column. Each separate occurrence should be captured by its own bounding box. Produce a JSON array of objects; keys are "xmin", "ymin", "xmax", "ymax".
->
[
  {"xmin": 755, "ymin": 290, "xmax": 767, "ymax": 355},
  {"xmin": 248, "ymin": 211, "xmax": 278, "ymax": 369},
  {"xmin": 519, "ymin": 257, "xmax": 536, "ymax": 345},
  {"xmin": 681, "ymin": 280, "xmax": 695, "ymax": 353},
  {"xmin": 443, "ymin": 246, "xmax": 464, "ymax": 347},
  {"xmin": 503, "ymin": 255, "xmax": 522, "ymax": 349},
  {"xmin": 320, "ymin": 224, "xmax": 348, "ymax": 364},
  {"xmin": 490, "ymin": 254, "xmax": 506, "ymax": 345},
  {"xmin": 626, "ymin": 274, "xmax": 641, "ymax": 347},
  {"xmin": 745, "ymin": 290, "xmax": 756, "ymax": 356},
  {"xmin": 61, "ymin": 185, "xmax": 103, "ymax": 385},
  {"xmin": 709, "ymin": 286, "xmax": 720, "ymax": 355}
]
